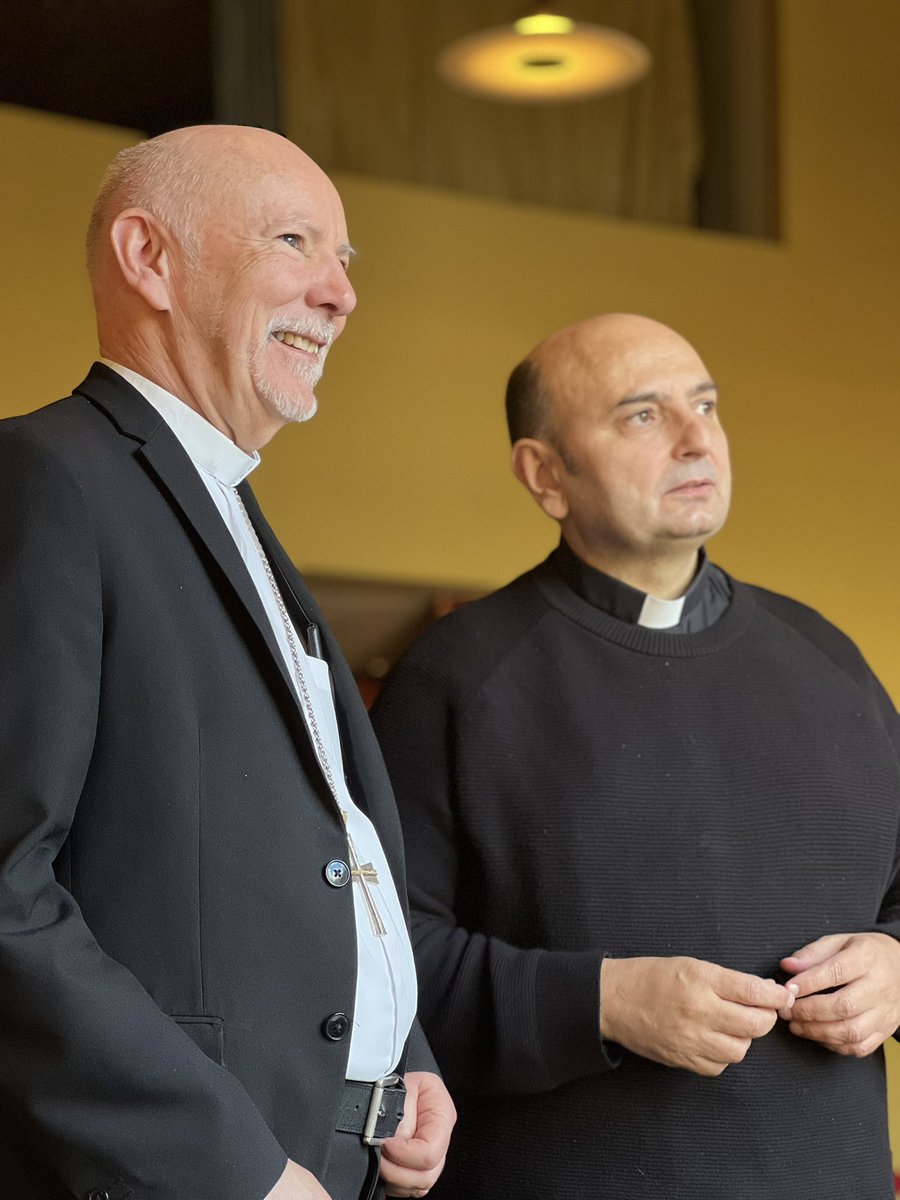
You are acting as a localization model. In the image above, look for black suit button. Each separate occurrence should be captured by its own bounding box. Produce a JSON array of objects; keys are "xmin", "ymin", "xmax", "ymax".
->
[
  {"xmin": 323, "ymin": 1012, "xmax": 350, "ymax": 1040},
  {"xmin": 86, "ymin": 1191, "xmax": 110, "ymax": 1200},
  {"xmin": 324, "ymin": 859, "xmax": 350, "ymax": 887}
]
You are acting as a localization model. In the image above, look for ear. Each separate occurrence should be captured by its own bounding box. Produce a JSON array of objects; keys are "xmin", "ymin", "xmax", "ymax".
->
[
  {"xmin": 108, "ymin": 208, "xmax": 174, "ymax": 313},
  {"xmin": 510, "ymin": 438, "xmax": 570, "ymax": 521}
]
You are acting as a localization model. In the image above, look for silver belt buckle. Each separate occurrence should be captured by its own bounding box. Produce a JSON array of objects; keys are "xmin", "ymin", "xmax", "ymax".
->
[{"xmin": 363, "ymin": 1072, "xmax": 401, "ymax": 1146}]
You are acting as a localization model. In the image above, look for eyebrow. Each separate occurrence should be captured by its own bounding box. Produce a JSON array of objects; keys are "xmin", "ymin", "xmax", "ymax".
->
[{"xmin": 615, "ymin": 379, "xmax": 718, "ymax": 409}]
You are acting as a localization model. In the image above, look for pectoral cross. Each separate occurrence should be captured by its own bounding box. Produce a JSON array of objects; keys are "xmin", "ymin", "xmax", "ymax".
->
[{"xmin": 342, "ymin": 810, "xmax": 387, "ymax": 937}]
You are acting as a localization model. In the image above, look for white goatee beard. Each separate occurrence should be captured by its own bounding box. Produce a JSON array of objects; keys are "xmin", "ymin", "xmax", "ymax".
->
[
  {"xmin": 250, "ymin": 326, "xmax": 332, "ymax": 423},
  {"xmin": 261, "ymin": 382, "xmax": 319, "ymax": 424}
]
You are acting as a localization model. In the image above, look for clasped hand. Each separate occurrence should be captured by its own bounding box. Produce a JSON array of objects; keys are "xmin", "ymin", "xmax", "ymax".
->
[
  {"xmin": 600, "ymin": 955, "xmax": 792, "ymax": 1077},
  {"xmin": 600, "ymin": 933, "xmax": 900, "ymax": 1078},
  {"xmin": 780, "ymin": 931, "xmax": 900, "ymax": 1057}
]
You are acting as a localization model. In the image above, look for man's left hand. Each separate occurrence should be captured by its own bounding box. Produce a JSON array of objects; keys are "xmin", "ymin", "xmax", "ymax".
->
[
  {"xmin": 379, "ymin": 1071, "xmax": 456, "ymax": 1198},
  {"xmin": 780, "ymin": 931, "xmax": 900, "ymax": 1056}
]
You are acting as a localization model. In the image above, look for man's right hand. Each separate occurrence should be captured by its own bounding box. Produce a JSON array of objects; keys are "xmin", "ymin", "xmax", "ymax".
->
[
  {"xmin": 265, "ymin": 1159, "xmax": 332, "ymax": 1200},
  {"xmin": 599, "ymin": 956, "xmax": 794, "ymax": 1076}
]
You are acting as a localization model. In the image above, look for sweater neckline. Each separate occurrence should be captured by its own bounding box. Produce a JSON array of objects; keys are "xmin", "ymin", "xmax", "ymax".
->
[{"xmin": 531, "ymin": 556, "xmax": 755, "ymax": 659}]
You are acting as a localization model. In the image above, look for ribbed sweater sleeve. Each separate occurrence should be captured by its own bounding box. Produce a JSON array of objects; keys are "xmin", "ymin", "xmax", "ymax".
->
[
  {"xmin": 371, "ymin": 598, "xmax": 615, "ymax": 1096},
  {"xmin": 751, "ymin": 585, "xmax": 900, "ymax": 942}
]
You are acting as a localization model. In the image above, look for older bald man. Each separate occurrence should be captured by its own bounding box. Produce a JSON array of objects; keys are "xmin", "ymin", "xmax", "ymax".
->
[
  {"xmin": 0, "ymin": 126, "xmax": 453, "ymax": 1200},
  {"xmin": 372, "ymin": 314, "xmax": 900, "ymax": 1200}
]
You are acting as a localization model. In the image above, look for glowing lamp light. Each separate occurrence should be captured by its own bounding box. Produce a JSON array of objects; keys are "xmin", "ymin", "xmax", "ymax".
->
[
  {"xmin": 436, "ymin": 12, "xmax": 651, "ymax": 104},
  {"xmin": 513, "ymin": 13, "xmax": 575, "ymax": 35}
]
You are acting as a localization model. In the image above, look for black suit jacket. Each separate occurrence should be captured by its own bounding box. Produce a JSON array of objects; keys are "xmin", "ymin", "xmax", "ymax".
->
[{"xmin": 0, "ymin": 364, "xmax": 431, "ymax": 1200}]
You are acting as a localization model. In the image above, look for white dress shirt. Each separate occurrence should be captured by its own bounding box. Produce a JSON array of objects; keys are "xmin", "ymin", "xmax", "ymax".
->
[{"xmin": 104, "ymin": 362, "xmax": 417, "ymax": 1081}]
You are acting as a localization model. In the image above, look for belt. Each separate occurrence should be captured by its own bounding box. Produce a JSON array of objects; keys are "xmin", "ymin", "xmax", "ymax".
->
[{"xmin": 336, "ymin": 1074, "xmax": 406, "ymax": 1145}]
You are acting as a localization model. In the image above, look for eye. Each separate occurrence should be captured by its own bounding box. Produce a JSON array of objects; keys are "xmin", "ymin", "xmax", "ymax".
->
[
  {"xmin": 626, "ymin": 408, "xmax": 655, "ymax": 426},
  {"xmin": 698, "ymin": 399, "xmax": 717, "ymax": 416},
  {"xmin": 279, "ymin": 233, "xmax": 303, "ymax": 250}
]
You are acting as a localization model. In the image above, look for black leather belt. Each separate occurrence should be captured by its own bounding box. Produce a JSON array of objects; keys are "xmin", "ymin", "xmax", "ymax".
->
[{"xmin": 337, "ymin": 1075, "xmax": 406, "ymax": 1145}]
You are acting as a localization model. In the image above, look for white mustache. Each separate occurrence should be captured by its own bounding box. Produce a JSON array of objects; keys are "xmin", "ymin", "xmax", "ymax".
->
[{"xmin": 267, "ymin": 316, "xmax": 335, "ymax": 348}]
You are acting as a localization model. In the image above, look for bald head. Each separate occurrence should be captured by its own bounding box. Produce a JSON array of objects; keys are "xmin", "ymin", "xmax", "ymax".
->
[
  {"xmin": 86, "ymin": 125, "xmax": 329, "ymax": 275},
  {"xmin": 508, "ymin": 313, "xmax": 731, "ymax": 596},
  {"xmin": 506, "ymin": 314, "xmax": 701, "ymax": 448},
  {"xmin": 87, "ymin": 124, "xmax": 356, "ymax": 452}
]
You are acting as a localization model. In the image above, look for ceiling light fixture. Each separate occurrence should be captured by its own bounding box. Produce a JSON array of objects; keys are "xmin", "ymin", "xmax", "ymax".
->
[{"xmin": 436, "ymin": 11, "xmax": 651, "ymax": 104}]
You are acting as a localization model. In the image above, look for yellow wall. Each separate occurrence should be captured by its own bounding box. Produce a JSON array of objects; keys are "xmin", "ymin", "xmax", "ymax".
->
[
  {"xmin": 0, "ymin": 106, "xmax": 138, "ymax": 406},
  {"xmin": 264, "ymin": 0, "xmax": 900, "ymax": 689},
  {"xmin": 2, "ymin": 0, "xmax": 900, "ymax": 1158}
]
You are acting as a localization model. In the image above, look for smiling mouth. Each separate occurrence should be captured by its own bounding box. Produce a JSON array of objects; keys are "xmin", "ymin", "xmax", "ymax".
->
[{"xmin": 273, "ymin": 330, "xmax": 323, "ymax": 355}]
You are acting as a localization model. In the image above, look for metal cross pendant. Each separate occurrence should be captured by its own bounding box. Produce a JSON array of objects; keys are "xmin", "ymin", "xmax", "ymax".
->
[{"xmin": 342, "ymin": 811, "xmax": 387, "ymax": 937}]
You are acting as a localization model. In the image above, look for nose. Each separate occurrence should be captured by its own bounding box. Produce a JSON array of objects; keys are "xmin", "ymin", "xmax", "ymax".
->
[
  {"xmin": 307, "ymin": 259, "xmax": 357, "ymax": 319},
  {"xmin": 673, "ymin": 409, "xmax": 713, "ymax": 458}
]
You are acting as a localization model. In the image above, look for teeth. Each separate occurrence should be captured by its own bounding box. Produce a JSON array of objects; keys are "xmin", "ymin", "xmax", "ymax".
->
[{"xmin": 274, "ymin": 330, "xmax": 320, "ymax": 354}]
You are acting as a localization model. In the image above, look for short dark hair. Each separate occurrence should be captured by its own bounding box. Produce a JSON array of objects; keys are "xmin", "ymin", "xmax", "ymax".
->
[{"xmin": 505, "ymin": 357, "xmax": 552, "ymax": 444}]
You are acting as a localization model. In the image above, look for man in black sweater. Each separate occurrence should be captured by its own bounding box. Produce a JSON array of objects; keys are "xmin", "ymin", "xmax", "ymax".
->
[{"xmin": 371, "ymin": 314, "xmax": 900, "ymax": 1198}]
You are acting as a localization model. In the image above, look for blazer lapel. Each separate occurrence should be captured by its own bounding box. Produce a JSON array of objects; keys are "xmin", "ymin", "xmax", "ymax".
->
[
  {"xmin": 76, "ymin": 364, "xmax": 403, "ymax": 856},
  {"xmin": 74, "ymin": 365, "xmax": 302, "ymax": 716}
]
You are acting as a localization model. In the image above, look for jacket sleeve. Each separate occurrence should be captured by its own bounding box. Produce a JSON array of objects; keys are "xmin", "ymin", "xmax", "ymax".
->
[
  {"xmin": 403, "ymin": 1020, "xmax": 440, "ymax": 1078},
  {"xmin": 0, "ymin": 424, "xmax": 286, "ymax": 1200},
  {"xmin": 370, "ymin": 643, "xmax": 615, "ymax": 1098},
  {"xmin": 874, "ymin": 704, "xmax": 900, "ymax": 1042}
]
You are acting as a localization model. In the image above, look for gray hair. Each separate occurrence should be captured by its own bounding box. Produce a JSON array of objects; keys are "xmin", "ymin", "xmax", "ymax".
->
[{"xmin": 86, "ymin": 135, "xmax": 209, "ymax": 272}]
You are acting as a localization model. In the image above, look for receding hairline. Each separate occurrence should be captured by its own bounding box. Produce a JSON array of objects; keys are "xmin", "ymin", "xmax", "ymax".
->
[
  {"xmin": 505, "ymin": 313, "xmax": 704, "ymax": 447},
  {"xmin": 85, "ymin": 125, "xmax": 326, "ymax": 273},
  {"xmin": 86, "ymin": 131, "xmax": 211, "ymax": 271},
  {"xmin": 505, "ymin": 354, "xmax": 554, "ymax": 444}
]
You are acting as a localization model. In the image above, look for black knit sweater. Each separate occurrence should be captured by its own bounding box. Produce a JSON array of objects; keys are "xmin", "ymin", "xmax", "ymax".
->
[{"xmin": 372, "ymin": 555, "xmax": 900, "ymax": 1199}]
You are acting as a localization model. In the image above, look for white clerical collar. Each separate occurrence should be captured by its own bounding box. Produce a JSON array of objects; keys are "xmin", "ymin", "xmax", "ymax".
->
[
  {"xmin": 552, "ymin": 540, "xmax": 732, "ymax": 633},
  {"xmin": 637, "ymin": 592, "xmax": 687, "ymax": 629},
  {"xmin": 102, "ymin": 360, "xmax": 259, "ymax": 487}
]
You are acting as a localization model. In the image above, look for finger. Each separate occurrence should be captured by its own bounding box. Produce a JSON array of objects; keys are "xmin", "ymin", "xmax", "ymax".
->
[
  {"xmin": 788, "ymin": 1013, "xmax": 882, "ymax": 1056},
  {"xmin": 392, "ymin": 1091, "xmax": 418, "ymax": 1141},
  {"xmin": 380, "ymin": 1152, "xmax": 446, "ymax": 1193},
  {"xmin": 689, "ymin": 1038, "xmax": 755, "ymax": 1075},
  {"xmin": 691, "ymin": 1057, "xmax": 730, "ymax": 1077},
  {"xmin": 712, "ymin": 1001, "xmax": 780, "ymax": 1041},
  {"xmin": 790, "ymin": 977, "xmax": 870, "ymax": 1024},
  {"xmin": 700, "ymin": 1031, "xmax": 755, "ymax": 1066},
  {"xmin": 783, "ymin": 950, "xmax": 869, "ymax": 999},
  {"xmin": 781, "ymin": 934, "xmax": 849, "ymax": 972},
  {"xmin": 381, "ymin": 1136, "xmax": 439, "ymax": 1172},
  {"xmin": 714, "ymin": 968, "xmax": 792, "ymax": 1011},
  {"xmin": 382, "ymin": 1107, "xmax": 452, "ymax": 1171},
  {"xmin": 777, "ymin": 983, "xmax": 799, "ymax": 1019},
  {"xmin": 777, "ymin": 1004, "xmax": 797, "ymax": 1020}
]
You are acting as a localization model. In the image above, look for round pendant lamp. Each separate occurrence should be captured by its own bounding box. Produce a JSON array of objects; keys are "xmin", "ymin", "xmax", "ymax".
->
[{"xmin": 436, "ymin": 12, "xmax": 651, "ymax": 104}]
